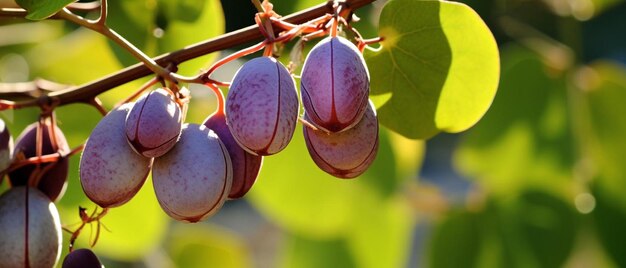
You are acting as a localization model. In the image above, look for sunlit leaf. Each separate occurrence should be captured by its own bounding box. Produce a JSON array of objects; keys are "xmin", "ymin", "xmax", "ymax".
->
[
  {"xmin": 365, "ymin": 0, "xmax": 499, "ymax": 139},
  {"xmin": 16, "ymin": 0, "xmax": 75, "ymax": 20}
]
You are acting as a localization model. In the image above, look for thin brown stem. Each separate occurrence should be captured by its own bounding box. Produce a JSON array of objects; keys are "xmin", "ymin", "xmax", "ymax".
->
[
  {"xmin": 252, "ymin": 0, "xmax": 266, "ymax": 13},
  {"xmin": 203, "ymin": 41, "xmax": 267, "ymax": 79},
  {"xmin": 205, "ymin": 83, "xmax": 225, "ymax": 116},
  {"xmin": 88, "ymin": 98, "xmax": 108, "ymax": 116},
  {"xmin": 97, "ymin": 0, "xmax": 107, "ymax": 26},
  {"xmin": 113, "ymin": 77, "xmax": 159, "ymax": 109},
  {"xmin": 65, "ymin": 206, "xmax": 109, "ymax": 252},
  {"xmin": 57, "ymin": 8, "xmax": 172, "ymax": 79},
  {"xmin": 0, "ymin": 0, "xmax": 375, "ymax": 111}
]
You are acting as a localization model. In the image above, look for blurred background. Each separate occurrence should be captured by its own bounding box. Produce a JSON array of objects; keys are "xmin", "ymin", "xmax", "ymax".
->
[{"xmin": 2, "ymin": 0, "xmax": 626, "ymax": 267}]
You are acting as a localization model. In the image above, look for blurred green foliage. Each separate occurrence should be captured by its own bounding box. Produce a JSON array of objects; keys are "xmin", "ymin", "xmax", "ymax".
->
[{"xmin": 2, "ymin": 0, "xmax": 626, "ymax": 267}]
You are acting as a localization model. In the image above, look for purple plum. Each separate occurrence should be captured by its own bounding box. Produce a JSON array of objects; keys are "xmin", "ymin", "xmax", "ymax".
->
[
  {"xmin": 80, "ymin": 103, "xmax": 152, "ymax": 208},
  {"xmin": 304, "ymin": 102, "xmax": 378, "ymax": 178},
  {"xmin": 9, "ymin": 120, "xmax": 70, "ymax": 202},
  {"xmin": 125, "ymin": 88, "xmax": 183, "ymax": 158},
  {"xmin": 152, "ymin": 124, "xmax": 232, "ymax": 222},
  {"xmin": 204, "ymin": 112, "xmax": 263, "ymax": 199},
  {"xmin": 300, "ymin": 36, "xmax": 370, "ymax": 133},
  {"xmin": 226, "ymin": 57, "xmax": 299, "ymax": 156}
]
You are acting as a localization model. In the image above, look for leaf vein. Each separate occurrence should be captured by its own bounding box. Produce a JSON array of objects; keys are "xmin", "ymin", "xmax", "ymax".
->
[{"xmin": 387, "ymin": 49, "xmax": 424, "ymax": 98}]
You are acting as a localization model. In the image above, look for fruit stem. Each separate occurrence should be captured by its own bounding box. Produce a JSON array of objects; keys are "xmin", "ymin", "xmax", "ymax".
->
[
  {"xmin": 6, "ymin": 153, "xmax": 61, "ymax": 173},
  {"xmin": 330, "ymin": 1, "xmax": 340, "ymax": 38},
  {"xmin": 113, "ymin": 77, "xmax": 160, "ymax": 109},
  {"xmin": 96, "ymin": 0, "xmax": 108, "ymax": 26},
  {"xmin": 251, "ymin": 0, "xmax": 265, "ymax": 13},
  {"xmin": 88, "ymin": 97, "xmax": 108, "ymax": 116},
  {"xmin": 203, "ymin": 41, "xmax": 267, "ymax": 80},
  {"xmin": 263, "ymin": 44, "xmax": 274, "ymax": 57},
  {"xmin": 64, "ymin": 206, "xmax": 110, "ymax": 252},
  {"xmin": 205, "ymin": 83, "xmax": 226, "ymax": 115}
]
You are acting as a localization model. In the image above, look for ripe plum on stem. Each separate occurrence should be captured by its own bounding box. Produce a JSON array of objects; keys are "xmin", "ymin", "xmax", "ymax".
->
[{"xmin": 203, "ymin": 83, "xmax": 263, "ymax": 199}]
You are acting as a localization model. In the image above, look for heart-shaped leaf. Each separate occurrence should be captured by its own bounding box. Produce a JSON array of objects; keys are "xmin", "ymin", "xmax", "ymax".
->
[{"xmin": 365, "ymin": 0, "xmax": 499, "ymax": 139}]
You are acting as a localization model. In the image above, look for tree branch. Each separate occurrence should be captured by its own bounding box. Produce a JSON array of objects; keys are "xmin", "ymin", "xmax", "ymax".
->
[{"xmin": 0, "ymin": 0, "xmax": 375, "ymax": 111}]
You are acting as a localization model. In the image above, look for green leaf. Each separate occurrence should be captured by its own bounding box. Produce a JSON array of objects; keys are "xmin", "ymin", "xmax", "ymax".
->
[
  {"xmin": 280, "ymin": 234, "xmax": 357, "ymax": 268},
  {"xmin": 269, "ymin": 0, "xmax": 324, "ymax": 15},
  {"xmin": 581, "ymin": 62, "xmax": 626, "ymax": 267},
  {"xmin": 16, "ymin": 0, "xmax": 75, "ymax": 20},
  {"xmin": 592, "ymin": 184, "xmax": 626, "ymax": 267},
  {"xmin": 167, "ymin": 224, "xmax": 251, "ymax": 268},
  {"xmin": 107, "ymin": 0, "xmax": 156, "ymax": 66},
  {"xmin": 156, "ymin": 0, "xmax": 224, "ymax": 76},
  {"xmin": 158, "ymin": 0, "xmax": 206, "ymax": 23},
  {"xmin": 582, "ymin": 62, "xmax": 626, "ymax": 195},
  {"xmin": 365, "ymin": 0, "xmax": 500, "ymax": 139},
  {"xmin": 430, "ymin": 190, "xmax": 579, "ymax": 268},
  {"xmin": 429, "ymin": 210, "xmax": 484, "ymax": 268},
  {"xmin": 106, "ymin": 0, "xmax": 224, "ymax": 71},
  {"xmin": 454, "ymin": 46, "xmax": 574, "ymax": 194},
  {"xmin": 494, "ymin": 190, "xmax": 579, "ymax": 268}
]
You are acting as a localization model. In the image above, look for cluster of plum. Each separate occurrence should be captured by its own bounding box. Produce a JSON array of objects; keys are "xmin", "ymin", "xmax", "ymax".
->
[
  {"xmin": 227, "ymin": 36, "xmax": 378, "ymax": 179},
  {"xmin": 0, "ymin": 118, "xmax": 68, "ymax": 267},
  {"xmin": 81, "ymin": 35, "xmax": 378, "ymax": 224},
  {"xmin": 0, "ymin": 118, "xmax": 104, "ymax": 267},
  {"xmin": 0, "ymin": 34, "xmax": 377, "ymax": 267}
]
